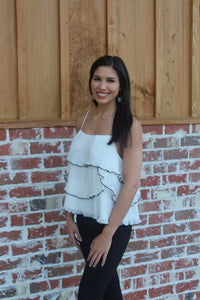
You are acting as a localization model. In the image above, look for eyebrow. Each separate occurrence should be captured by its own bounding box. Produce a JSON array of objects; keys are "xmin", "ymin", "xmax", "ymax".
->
[{"xmin": 93, "ymin": 74, "xmax": 117, "ymax": 80}]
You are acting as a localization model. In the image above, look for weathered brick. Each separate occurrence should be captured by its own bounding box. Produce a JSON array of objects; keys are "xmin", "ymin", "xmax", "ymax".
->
[
  {"xmin": 134, "ymin": 251, "xmax": 160, "ymax": 263},
  {"xmin": 149, "ymin": 261, "xmax": 173, "ymax": 274},
  {"xmin": 31, "ymin": 170, "xmax": 62, "ymax": 183},
  {"xmin": 176, "ymin": 280, "xmax": 199, "ymax": 293},
  {"xmin": 175, "ymin": 258, "xmax": 198, "ymax": 269},
  {"xmin": 150, "ymin": 236, "xmax": 175, "ymax": 249},
  {"xmin": 123, "ymin": 290, "xmax": 147, "ymax": 300},
  {"xmin": 0, "ymin": 159, "xmax": 8, "ymax": 170},
  {"xmin": 9, "ymin": 128, "xmax": 42, "ymax": 140},
  {"xmin": 44, "ymin": 127, "xmax": 74, "ymax": 139},
  {"xmin": 121, "ymin": 264, "xmax": 147, "ymax": 279},
  {"xmin": 12, "ymin": 241, "xmax": 43, "ymax": 256},
  {"xmin": 161, "ymin": 246, "xmax": 185, "ymax": 259},
  {"xmin": 165, "ymin": 124, "xmax": 189, "ymax": 134},
  {"xmin": 0, "ymin": 172, "xmax": 28, "ymax": 185},
  {"xmin": 0, "ymin": 130, "xmax": 6, "ymax": 141},
  {"xmin": 136, "ymin": 226, "xmax": 161, "ymax": 238},
  {"xmin": 164, "ymin": 149, "xmax": 188, "ymax": 160},
  {"xmin": 12, "ymin": 268, "xmax": 42, "ymax": 283},
  {"xmin": 9, "ymin": 186, "xmax": 41, "ymax": 198},
  {"xmin": 28, "ymin": 225, "xmax": 58, "ymax": 240},
  {"xmin": 11, "ymin": 157, "xmax": 42, "ymax": 170},
  {"xmin": 0, "ymin": 142, "xmax": 28, "ymax": 156},
  {"xmin": 0, "ymin": 230, "xmax": 21, "ymax": 242},
  {"xmin": 175, "ymin": 209, "xmax": 198, "ymax": 221},
  {"xmin": 46, "ymin": 264, "xmax": 73, "ymax": 278},
  {"xmin": 44, "ymin": 155, "xmax": 68, "ymax": 168},
  {"xmin": 181, "ymin": 136, "xmax": 200, "ymax": 146},
  {"xmin": 44, "ymin": 183, "xmax": 65, "ymax": 196},
  {"xmin": 30, "ymin": 141, "xmax": 61, "ymax": 154},
  {"xmin": 149, "ymin": 285, "xmax": 173, "ymax": 298},
  {"xmin": 62, "ymin": 275, "xmax": 81, "ymax": 288},
  {"xmin": 140, "ymin": 176, "xmax": 160, "ymax": 187}
]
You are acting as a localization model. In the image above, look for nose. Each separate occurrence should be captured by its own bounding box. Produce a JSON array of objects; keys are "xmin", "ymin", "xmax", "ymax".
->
[{"xmin": 99, "ymin": 80, "xmax": 107, "ymax": 90}]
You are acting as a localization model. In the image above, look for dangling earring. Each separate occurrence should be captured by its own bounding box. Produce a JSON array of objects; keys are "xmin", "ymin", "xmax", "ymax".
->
[
  {"xmin": 117, "ymin": 95, "xmax": 122, "ymax": 103},
  {"xmin": 91, "ymin": 94, "xmax": 95, "ymax": 100}
]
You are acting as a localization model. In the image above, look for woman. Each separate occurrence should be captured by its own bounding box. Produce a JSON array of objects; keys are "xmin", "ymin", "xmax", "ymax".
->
[{"xmin": 64, "ymin": 55, "xmax": 142, "ymax": 299}]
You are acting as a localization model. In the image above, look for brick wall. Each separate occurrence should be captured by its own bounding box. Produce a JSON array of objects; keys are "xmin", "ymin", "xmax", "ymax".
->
[{"xmin": 0, "ymin": 124, "xmax": 199, "ymax": 300}]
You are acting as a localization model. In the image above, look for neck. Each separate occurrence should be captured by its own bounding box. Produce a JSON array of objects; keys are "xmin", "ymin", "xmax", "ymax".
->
[{"xmin": 96, "ymin": 102, "xmax": 116, "ymax": 119}]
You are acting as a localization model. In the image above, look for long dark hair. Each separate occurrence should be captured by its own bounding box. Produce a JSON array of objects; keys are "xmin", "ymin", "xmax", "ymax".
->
[{"xmin": 89, "ymin": 55, "xmax": 133, "ymax": 151}]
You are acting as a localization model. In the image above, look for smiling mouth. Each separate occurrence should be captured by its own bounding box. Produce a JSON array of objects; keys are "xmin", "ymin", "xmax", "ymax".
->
[{"xmin": 97, "ymin": 92, "xmax": 109, "ymax": 98}]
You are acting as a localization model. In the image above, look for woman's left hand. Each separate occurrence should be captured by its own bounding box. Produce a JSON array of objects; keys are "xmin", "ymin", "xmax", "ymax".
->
[{"xmin": 87, "ymin": 232, "xmax": 112, "ymax": 268}]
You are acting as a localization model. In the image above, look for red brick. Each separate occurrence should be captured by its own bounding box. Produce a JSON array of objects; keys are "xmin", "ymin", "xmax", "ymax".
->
[
  {"xmin": 149, "ymin": 285, "xmax": 173, "ymax": 298},
  {"xmin": 11, "ymin": 157, "xmax": 42, "ymax": 170},
  {"xmin": 149, "ymin": 212, "xmax": 173, "ymax": 224},
  {"xmin": 142, "ymin": 125, "xmax": 162, "ymax": 135},
  {"xmin": 190, "ymin": 148, "xmax": 200, "ymax": 158},
  {"xmin": 149, "ymin": 261, "xmax": 173, "ymax": 273},
  {"xmin": 9, "ymin": 201, "xmax": 29, "ymax": 213},
  {"xmin": 175, "ymin": 209, "xmax": 198, "ymax": 221},
  {"xmin": 154, "ymin": 137, "xmax": 179, "ymax": 148},
  {"xmin": 44, "ymin": 155, "xmax": 67, "ymax": 168},
  {"xmin": 190, "ymin": 172, "xmax": 200, "ymax": 182},
  {"xmin": 190, "ymin": 160, "xmax": 200, "ymax": 170},
  {"xmin": 11, "ymin": 215, "xmax": 24, "ymax": 226},
  {"xmin": 153, "ymin": 163, "xmax": 168, "ymax": 173},
  {"xmin": 161, "ymin": 246, "xmax": 185, "ymax": 259},
  {"xmin": 0, "ymin": 130, "xmax": 6, "ymax": 141},
  {"xmin": 0, "ymin": 189, "xmax": 7, "ymax": 200},
  {"xmin": 63, "ymin": 250, "xmax": 83, "ymax": 262},
  {"xmin": 0, "ymin": 230, "xmax": 21, "ymax": 242},
  {"xmin": 9, "ymin": 128, "xmax": 42, "ymax": 140},
  {"xmin": 0, "ymin": 143, "xmax": 28, "ymax": 156},
  {"xmin": 12, "ymin": 268, "xmax": 42, "ymax": 283},
  {"xmin": 136, "ymin": 225, "xmax": 161, "ymax": 238},
  {"xmin": 0, "ymin": 202, "xmax": 9, "ymax": 213},
  {"xmin": 140, "ymin": 176, "xmax": 160, "ymax": 187},
  {"xmin": 181, "ymin": 136, "xmax": 200, "ymax": 147},
  {"xmin": 64, "ymin": 141, "xmax": 72, "ymax": 152},
  {"xmin": 45, "ymin": 211, "xmax": 66, "ymax": 223},
  {"xmin": 24, "ymin": 213, "xmax": 43, "ymax": 225},
  {"xmin": 176, "ymin": 233, "xmax": 199, "ymax": 245},
  {"xmin": 12, "ymin": 241, "xmax": 43, "ymax": 256},
  {"xmin": 185, "ymin": 270, "xmax": 197, "ymax": 280},
  {"xmin": 164, "ymin": 149, "xmax": 188, "ymax": 160},
  {"xmin": 187, "ymin": 244, "xmax": 200, "ymax": 255},
  {"xmin": 44, "ymin": 127, "xmax": 74, "ymax": 139},
  {"xmin": 140, "ymin": 189, "xmax": 150, "ymax": 200},
  {"xmin": 165, "ymin": 124, "xmax": 189, "ymax": 134},
  {"xmin": 0, "ymin": 216, "xmax": 8, "ymax": 227},
  {"xmin": 28, "ymin": 225, "xmax": 58, "ymax": 239},
  {"xmin": 45, "ymin": 237, "xmax": 70, "ymax": 251},
  {"xmin": 176, "ymin": 280, "xmax": 199, "ymax": 293},
  {"xmin": 126, "ymin": 240, "xmax": 148, "ymax": 252},
  {"xmin": 123, "ymin": 290, "xmax": 147, "ymax": 300},
  {"xmin": 177, "ymin": 185, "xmax": 190, "ymax": 196},
  {"xmin": 0, "ymin": 172, "xmax": 28, "ymax": 186},
  {"xmin": 46, "ymin": 264, "xmax": 73, "ymax": 278},
  {"xmin": 168, "ymin": 174, "xmax": 187, "ymax": 184},
  {"xmin": 10, "ymin": 186, "xmax": 41, "ymax": 198},
  {"xmin": 0, "ymin": 258, "xmax": 22, "ymax": 271},
  {"xmin": 140, "ymin": 200, "xmax": 161, "ymax": 213},
  {"xmin": 31, "ymin": 170, "xmax": 62, "ymax": 183},
  {"xmin": 135, "ymin": 251, "xmax": 159, "ymax": 263},
  {"xmin": 143, "ymin": 151, "xmax": 163, "ymax": 162},
  {"xmin": 121, "ymin": 264, "xmax": 147, "ymax": 279},
  {"xmin": 122, "ymin": 279, "xmax": 131, "ymax": 290},
  {"xmin": 175, "ymin": 258, "xmax": 198, "ymax": 269},
  {"xmin": 0, "ymin": 245, "xmax": 9, "ymax": 256},
  {"xmin": 150, "ymin": 236, "xmax": 175, "ymax": 249},
  {"xmin": 44, "ymin": 183, "xmax": 65, "ymax": 195},
  {"xmin": 30, "ymin": 141, "xmax": 61, "ymax": 154},
  {"xmin": 62, "ymin": 275, "xmax": 81, "ymax": 288},
  {"xmin": 0, "ymin": 159, "xmax": 7, "ymax": 170},
  {"xmin": 163, "ymin": 223, "xmax": 187, "ymax": 235},
  {"xmin": 188, "ymin": 220, "xmax": 200, "ymax": 231}
]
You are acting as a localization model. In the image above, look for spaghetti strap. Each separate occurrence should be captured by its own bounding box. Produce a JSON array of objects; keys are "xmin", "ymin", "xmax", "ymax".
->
[{"xmin": 80, "ymin": 111, "xmax": 90, "ymax": 130}]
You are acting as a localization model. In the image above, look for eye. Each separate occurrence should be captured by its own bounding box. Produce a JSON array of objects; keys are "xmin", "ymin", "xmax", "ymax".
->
[
  {"xmin": 107, "ymin": 79, "xmax": 115, "ymax": 83},
  {"xmin": 93, "ymin": 76, "xmax": 100, "ymax": 81}
]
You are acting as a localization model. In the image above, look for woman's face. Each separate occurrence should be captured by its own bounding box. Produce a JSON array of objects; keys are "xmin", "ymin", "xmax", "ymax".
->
[{"xmin": 90, "ymin": 66, "xmax": 120, "ymax": 106}]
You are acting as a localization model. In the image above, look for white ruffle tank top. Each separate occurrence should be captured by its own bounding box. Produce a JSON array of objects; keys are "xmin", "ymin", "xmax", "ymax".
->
[{"xmin": 64, "ymin": 112, "xmax": 141, "ymax": 226}]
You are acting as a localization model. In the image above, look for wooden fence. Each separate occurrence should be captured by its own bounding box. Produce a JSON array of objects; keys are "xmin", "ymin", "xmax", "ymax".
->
[{"xmin": 0, "ymin": 0, "xmax": 199, "ymax": 127}]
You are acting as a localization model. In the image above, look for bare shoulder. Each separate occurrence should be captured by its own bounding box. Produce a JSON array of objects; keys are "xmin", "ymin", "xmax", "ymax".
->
[{"xmin": 76, "ymin": 111, "xmax": 88, "ymax": 132}]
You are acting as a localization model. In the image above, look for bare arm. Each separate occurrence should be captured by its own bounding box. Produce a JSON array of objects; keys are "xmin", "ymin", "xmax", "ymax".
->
[{"xmin": 88, "ymin": 117, "xmax": 143, "ymax": 267}]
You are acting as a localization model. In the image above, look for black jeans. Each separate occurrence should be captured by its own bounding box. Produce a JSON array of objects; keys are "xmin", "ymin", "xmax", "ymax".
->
[{"xmin": 77, "ymin": 214, "xmax": 132, "ymax": 300}]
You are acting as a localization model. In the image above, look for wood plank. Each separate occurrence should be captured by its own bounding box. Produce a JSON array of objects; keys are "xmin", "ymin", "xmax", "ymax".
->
[
  {"xmin": 107, "ymin": 0, "xmax": 155, "ymax": 118},
  {"xmin": 16, "ymin": 0, "xmax": 29, "ymax": 119},
  {"xmin": 60, "ymin": 0, "xmax": 70, "ymax": 120},
  {"xmin": 155, "ymin": 0, "xmax": 191, "ymax": 118},
  {"xmin": 17, "ymin": 0, "xmax": 60, "ymax": 120},
  {"xmin": 190, "ymin": 0, "xmax": 200, "ymax": 117},
  {"xmin": 68, "ymin": 0, "xmax": 107, "ymax": 120},
  {"xmin": 0, "ymin": 0, "xmax": 18, "ymax": 120}
]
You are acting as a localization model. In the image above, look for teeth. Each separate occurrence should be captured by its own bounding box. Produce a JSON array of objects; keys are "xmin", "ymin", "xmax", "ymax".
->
[{"xmin": 98, "ymin": 93, "xmax": 108, "ymax": 97}]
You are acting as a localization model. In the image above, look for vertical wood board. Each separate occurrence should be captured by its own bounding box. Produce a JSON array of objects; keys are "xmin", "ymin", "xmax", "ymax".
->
[
  {"xmin": 68, "ymin": 0, "xmax": 107, "ymax": 119},
  {"xmin": 0, "ymin": 0, "xmax": 18, "ymax": 120},
  {"xmin": 190, "ymin": 0, "xmax": 200, "ymax": 117},
  {"xmin": 107, "ymin": 0, "xmax": 155, "ymax": 118},
  {"xmin": 156, "ymin": 0, "xmax": 191, "ymax": 118},
  {"xmin": 17, "ymin": 0, "xmax": 60, "ymax": 120}
]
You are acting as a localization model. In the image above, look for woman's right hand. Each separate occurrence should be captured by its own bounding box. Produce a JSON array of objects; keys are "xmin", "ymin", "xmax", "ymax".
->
[{"xmin": 66, "ymin": 213, "xmax": 82, "ymax": 250}]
